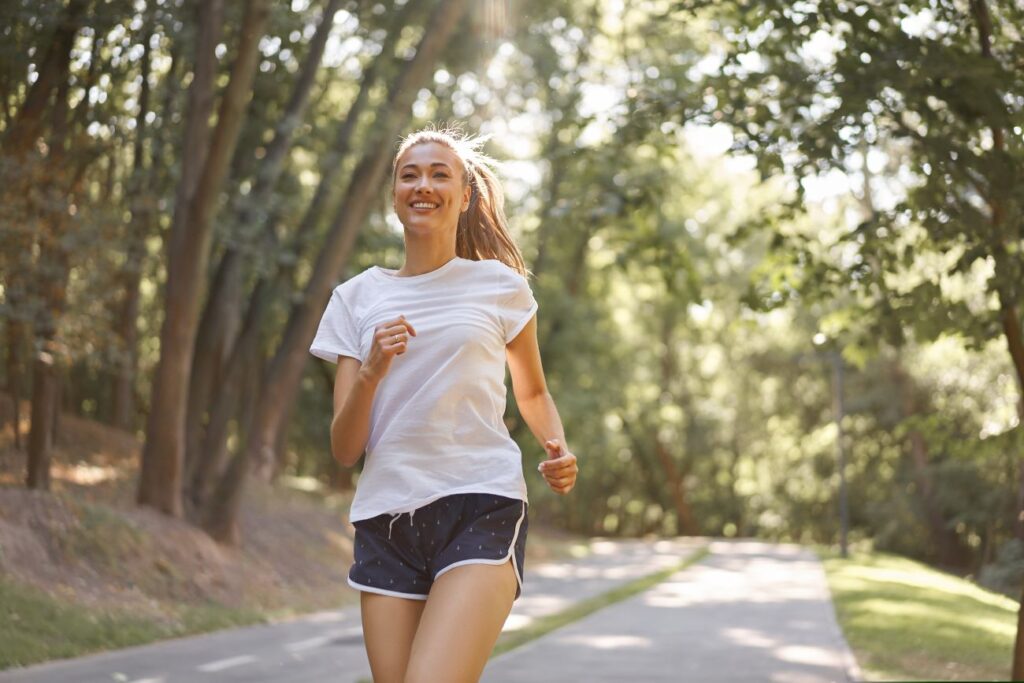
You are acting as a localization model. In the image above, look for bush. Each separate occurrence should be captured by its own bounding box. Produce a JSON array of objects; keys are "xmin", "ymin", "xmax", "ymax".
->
[{"xmin": 979, "ymin": 539, "xmax": 1024, "ymax": 598}]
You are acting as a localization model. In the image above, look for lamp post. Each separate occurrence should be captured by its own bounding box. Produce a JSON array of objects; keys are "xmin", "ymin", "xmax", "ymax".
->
[{"xmin": 814, "ymin": 334, "xmax": 849, "ymax": 558}]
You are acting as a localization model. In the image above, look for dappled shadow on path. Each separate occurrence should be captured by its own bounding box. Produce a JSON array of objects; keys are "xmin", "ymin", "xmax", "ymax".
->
[{"xmin": 483, "ymin": 540, "xmax": 858, "ymax": 683}]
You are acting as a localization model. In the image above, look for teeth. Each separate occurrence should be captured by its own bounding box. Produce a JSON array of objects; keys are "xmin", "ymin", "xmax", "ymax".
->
[{"xmin": 412, "ymin": 202, "xmax": 438, "ymax": 208}]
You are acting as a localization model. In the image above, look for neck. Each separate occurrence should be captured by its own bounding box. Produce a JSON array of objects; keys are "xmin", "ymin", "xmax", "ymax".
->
[{"xmin": 398, "ymin": 233, "xmax": 459, "ymax": 276}]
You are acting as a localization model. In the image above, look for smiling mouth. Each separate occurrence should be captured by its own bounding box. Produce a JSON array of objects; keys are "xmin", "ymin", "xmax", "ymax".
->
[{"xmin": 411, "ymin": 202, "xmax": 440, "ymax": 209}]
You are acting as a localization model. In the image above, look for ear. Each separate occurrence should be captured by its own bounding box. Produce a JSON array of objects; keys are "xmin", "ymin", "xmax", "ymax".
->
[{"xmin": 460, "ymin": 183, "xmax": 471, "ymax": 212}]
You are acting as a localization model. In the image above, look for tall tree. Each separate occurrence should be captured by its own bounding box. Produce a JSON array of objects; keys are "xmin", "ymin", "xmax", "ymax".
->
[
  {"xmin": 673, "ymin": 0, "xmax": 1023, "ymax": 672},
  {"xmin": 1, "ymin": 0, "xmax": 91, "ymax": 489},
  {"xmin": 183, "ymin": 0, "xmax": 348, "ymax": 506},
  {"xmin": 137, "ymin": 0, "xmax": 270, "ymax": 515},
  {"xmin": 186, "ymin": 0, "xmax": 425, "ymax": 514},
  {"xmin": 202, "ymin": 0, "xmax": 473, "ymax": 543}
]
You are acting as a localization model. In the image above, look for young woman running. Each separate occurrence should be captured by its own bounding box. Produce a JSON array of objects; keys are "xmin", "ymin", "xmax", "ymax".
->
[{"xmin": 309, "ymin": 127, "xmax": 579, "ymax": 683}]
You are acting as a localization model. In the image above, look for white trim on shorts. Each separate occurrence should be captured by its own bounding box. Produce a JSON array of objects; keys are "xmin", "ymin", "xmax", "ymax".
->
[
  {"xmin": 433, "ymin": 500, "xmax": 526, "ymax": 598},
  {"xmin": 347, "ymin": 576, "xmax": 429, "ymax": 601}
]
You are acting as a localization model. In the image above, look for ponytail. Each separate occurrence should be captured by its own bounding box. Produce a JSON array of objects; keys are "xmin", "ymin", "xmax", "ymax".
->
[{"xmin": 393, "ymin": 126, "xmax": 529, "ymax": 277}]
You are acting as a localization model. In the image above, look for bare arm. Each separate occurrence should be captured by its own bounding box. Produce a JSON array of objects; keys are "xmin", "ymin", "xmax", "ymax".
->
[
  {"xmin": 330, "ymin": 357, "xmax": 378, "ymax": 468},
  {"xmin": 329, "ymin": 315, "xmax": 416, "ymax": 468},
  {"xmin": 506, "ymin": 315, "xmax": 578, "ymax": 494}
]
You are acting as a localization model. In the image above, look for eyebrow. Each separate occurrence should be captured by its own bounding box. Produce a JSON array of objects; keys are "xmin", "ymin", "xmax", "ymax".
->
[{"xmin": 399, "ymin": 162, "xmax": 454, "ymax": 171}]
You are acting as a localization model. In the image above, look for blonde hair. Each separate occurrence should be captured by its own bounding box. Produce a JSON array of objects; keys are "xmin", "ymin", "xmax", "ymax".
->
[{"xmin": 392, "ymin": 126, "xmax": 529, "ymax": 277}]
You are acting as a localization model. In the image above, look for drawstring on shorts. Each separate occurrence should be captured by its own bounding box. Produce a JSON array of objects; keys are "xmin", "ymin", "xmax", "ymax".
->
[{"xmin": 387, "ymin": 509, "xmax": 416, "ymax": 540}]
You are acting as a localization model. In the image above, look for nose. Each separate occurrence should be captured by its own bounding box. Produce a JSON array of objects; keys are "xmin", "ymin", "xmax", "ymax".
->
[{"xmin": 414, "ymin": 175, "xmax": 433, "ymax": 193}]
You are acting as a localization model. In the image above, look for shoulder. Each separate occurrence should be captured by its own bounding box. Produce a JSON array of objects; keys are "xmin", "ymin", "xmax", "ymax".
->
[
  {"xmin": 474, "ymin": 258, "xmax": 530, "ymax": 285},
  {"xmin": 472, "ymin": 259, "xmax": 534, "ymax": 304},
  {"xmin": 332, "ymin": 266, "xmax": 379, "ymax": 296},
  {"xmin": 329, "ymin": 267, "xmax": 381, "ymax": 311}
]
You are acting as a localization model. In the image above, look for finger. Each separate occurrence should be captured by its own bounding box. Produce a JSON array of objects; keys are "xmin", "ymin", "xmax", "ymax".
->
[
  {"xmin": 382, "ymin": 323, "xmax": 412, "ymax": 339},
  {"xmin": 397, "ymin": 315, "xmax": 417, "ymax": 336},
  {"xmin": 542, "ymin": 469, "xmax": 575, "ymax": 483},
  {"xmin": 543, "ymin": 440, "xmax": 562, "ymax": 456},
  {"xmin": 543, "ymin": 468, "xmax": 574, "ymax": 480},
  {"xmin": 544, "ymin": 458, "xmax": 577, "ymax": 469},
  {"xmin": 381, "ymin": 336, "xmax": 407, "ymax": 355},
  {"xmin": 378, "ymin": 326, "xmax": 412, "ymax": 349},
  {"xmin": 539, "ymin": 453, "xmax": 575, "ymax": 468}
]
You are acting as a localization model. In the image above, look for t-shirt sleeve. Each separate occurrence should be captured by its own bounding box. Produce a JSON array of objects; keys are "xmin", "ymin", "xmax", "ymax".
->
[
  {"xmin": 310, "ymin": 287, "xmax": 363, "ymax": 363},
  {"xmin": 499, "ymin": 272, "xmax": 539, "ymax": 344}
]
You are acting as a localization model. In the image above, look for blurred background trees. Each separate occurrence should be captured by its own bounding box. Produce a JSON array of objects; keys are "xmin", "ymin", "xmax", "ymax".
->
[{"xmin": 1, "ymin": 0, "xmax": 1022, "ymax": 606}]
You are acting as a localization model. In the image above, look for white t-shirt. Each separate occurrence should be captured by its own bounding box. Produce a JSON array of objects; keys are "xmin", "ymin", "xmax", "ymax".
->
[{"xmin": 309, "ymin": 256, "xmax": 538, "ymax": 523}]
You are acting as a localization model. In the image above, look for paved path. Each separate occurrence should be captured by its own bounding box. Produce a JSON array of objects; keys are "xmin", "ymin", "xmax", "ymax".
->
[
  {"xmin": 483, "ymin": 540, "xmax": 860, "ymax": 683},
  {"xmin": 0, "ymin": 538, "xmax": 705, "ymax": 683}
]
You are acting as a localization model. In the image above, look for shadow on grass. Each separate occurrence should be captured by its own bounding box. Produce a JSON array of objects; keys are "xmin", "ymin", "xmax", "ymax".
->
[{"xmin": 822, "ymin": 550, "xmax": 1016, "ymax": 681}]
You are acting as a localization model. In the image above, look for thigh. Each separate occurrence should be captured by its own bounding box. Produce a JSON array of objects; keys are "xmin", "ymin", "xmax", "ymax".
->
[
  {"xmin": 360, "ymin": 592, "xmax": 427, "ymax": 683},
  {"xmin": 405, "ymin": 559, "xmax": 518, "ymax": 683}
]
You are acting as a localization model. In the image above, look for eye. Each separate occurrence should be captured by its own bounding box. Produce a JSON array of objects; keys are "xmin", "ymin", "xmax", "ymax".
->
[
  {"xmin": 434, "ymin": 172, "xmax": 450, "ymax": 179},
  {"xmin": 401, "ymin": 173, "xmax": 416, "ymax": 179}
]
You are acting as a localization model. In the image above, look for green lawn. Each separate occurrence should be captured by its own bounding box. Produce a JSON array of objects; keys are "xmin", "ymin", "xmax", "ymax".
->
[
  {"xmin": 820, "ymin": 550, "xmax": 1017, "ymax": 681},
  {"xmin": 0, "ymin": 576, "xmax": 265, "ymax": 670}
]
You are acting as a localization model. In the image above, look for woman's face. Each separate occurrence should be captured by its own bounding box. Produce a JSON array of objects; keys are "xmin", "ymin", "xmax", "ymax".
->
[{"xmin": 393, "ymin": 142, "xmax": 471, "ymax": 235}]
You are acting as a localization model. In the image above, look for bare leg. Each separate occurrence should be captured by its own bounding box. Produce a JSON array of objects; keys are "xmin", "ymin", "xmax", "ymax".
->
[
  {"xmin": 404, "ymin": 560, "xmax": 518, "ymax": 683},
  {"xmin": 360, "ymin": 592, "xmax": 427, "ymax": 683}
]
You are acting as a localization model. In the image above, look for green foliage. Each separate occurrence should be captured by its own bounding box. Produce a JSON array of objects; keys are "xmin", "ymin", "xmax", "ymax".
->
[
  {"xmin": 979, "ymin": 539, "xmax": 1024, "ymax": 598},
  {"xmin": 4, "ymin": 0, "xmax": 1022, "ymax": 617},
  {"xmin": 673, "ymin": 0, "xmax": 1023, "ymax": 351}
]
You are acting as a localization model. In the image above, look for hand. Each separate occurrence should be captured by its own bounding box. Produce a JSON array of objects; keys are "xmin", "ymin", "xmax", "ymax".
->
[
  {"xmin": 360, "ymin": 315, "xmax": 416, "ymax": 384},
  {"xmin": 537, "ymin": 438, "xmax": 578, "ymax": 495}
]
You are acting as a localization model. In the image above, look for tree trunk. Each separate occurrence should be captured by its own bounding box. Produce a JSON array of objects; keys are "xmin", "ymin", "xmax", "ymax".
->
[
  {"xmin": 27, "ymin": 174, "xmax": 74, "ymax": 491},
  {"xmin": 659, "ymin": 306, "xmax": 700, "ymax": 535},
  {"xmin": 968, "ymin": 2, "xmax": 1024, "ymax": 677},
  {"xmin": 189, "ymin": 296, "xmax": 264, "ymax": 513},
  {"xmin": 1017, "ymin": 587, "xmax": 1024, "ymax": 683},
  {"xmin": 112, "ymin": 26, "xmax": 153, "ymax": 431},
  {"xmin": 262, "ymin": 392, "xmax": 296, "ymax": 483},
  {"xmin": 27, "ymin": 354, "xmax": 57, "ymax": 490},
  {"xmin": 0, "ymin": 0, "xmax": 88, "ymax": 156},
  {"xmin": 2, "ymin": 0, "xmax": 89, "ymax": 457},
  {"xmin": 289, "ymin": 0, "xmax": 422, "ymax": 245},
  {"xmin": 202, "ymin": 0, "xmax": 473, "ymax": 544},
  {"xmin": 5, "ymin": 317, "xmax": 27, "ymax": 451},
  {"xmin": 182, "ymin": 255, "xmax": 243, "ymax": 485},
  {"xmin": 22, "ymin": 0, "xmax": 84, "ymax": 490},
  {"xmin": 138, "ymin": 0, "xmax": 268, "ymax": 515},
  {"xmin": 654, "ymin": 435, "xmax": 698, "ymax": 535},
  {"xmin": 184, "ymin": 0, "xmax": 345, "ymax": 485}
]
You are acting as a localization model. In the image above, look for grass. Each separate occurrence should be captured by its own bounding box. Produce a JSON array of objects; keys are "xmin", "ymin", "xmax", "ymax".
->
[
  {"xmin": 0, "ymin": 576, "xmax": 265, "ymax": 670},
  {"xmin": 819, "ymin": 549, "xmax": 1017, "ymax": 681},
  {"xmin": 490, "ymin": 544, "xmax": 710, "ymax": 657}
]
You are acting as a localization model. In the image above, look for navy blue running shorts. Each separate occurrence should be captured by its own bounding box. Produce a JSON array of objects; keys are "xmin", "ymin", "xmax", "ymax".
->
[{"xmin": 348, "ymin": 493, "xmax": 528, "ymax": 601}]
